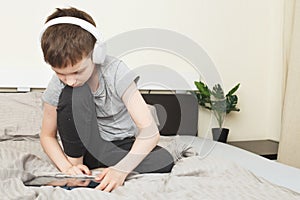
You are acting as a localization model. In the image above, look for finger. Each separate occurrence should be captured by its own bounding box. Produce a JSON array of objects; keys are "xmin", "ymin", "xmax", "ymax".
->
[
  {"xmin": 95, "ymin": 180, "xmax": 108, "ymax": 190},
  {"xmin": 95, "ymin": 168, "xmax": 109, "ymax": 181},
  {"xmin": 73, "ymin": 166, "xmax": 84, "ymax": 175},
  {"xmin": 77, "ymin": 164, "xmax": 91, "ymax": 175},
  {"xmin": 104, "ymin": 182, "xmax": 116, "ymax": 193}
]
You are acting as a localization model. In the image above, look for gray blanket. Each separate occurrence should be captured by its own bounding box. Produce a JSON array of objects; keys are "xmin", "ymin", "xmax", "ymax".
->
[{"xmin": 0, "ymin": 137, "xmax": 299, "ymax": 200}]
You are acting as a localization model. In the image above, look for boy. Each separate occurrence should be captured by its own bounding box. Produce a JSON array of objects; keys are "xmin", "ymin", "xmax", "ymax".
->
[{"xmin": 40, "ymin": 7, "xmax": 174, "ymax": 192}]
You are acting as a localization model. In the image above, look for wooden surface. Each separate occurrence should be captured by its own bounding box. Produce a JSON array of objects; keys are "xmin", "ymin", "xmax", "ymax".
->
[{"xmin": 228, "ymin": 140, "xmax": 279, "ymax": 159}]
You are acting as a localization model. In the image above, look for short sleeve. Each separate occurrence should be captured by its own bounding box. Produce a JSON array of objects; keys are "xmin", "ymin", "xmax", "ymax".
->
[
  {"xmin": 42, "ymin": 74, "xmax": 65, "ymax": 106},
  {"xmin": 115, "ymin": 61, "xmax": 140, "ymax": 98}
]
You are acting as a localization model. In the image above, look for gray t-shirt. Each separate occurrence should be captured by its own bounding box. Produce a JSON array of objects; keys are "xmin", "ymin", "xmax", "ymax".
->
[{"xmin": 42, "ymin": 55, "xmax": 140, "ymax": 141}]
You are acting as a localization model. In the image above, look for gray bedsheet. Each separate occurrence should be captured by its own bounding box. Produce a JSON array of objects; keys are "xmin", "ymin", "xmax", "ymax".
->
[{"xmin": 0, "ymin": 136, "xmax": 299, "ymax": 200}]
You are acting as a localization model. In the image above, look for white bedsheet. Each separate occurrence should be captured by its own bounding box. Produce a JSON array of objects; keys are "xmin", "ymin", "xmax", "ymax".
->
[
  {"xmin": 0, "ymin": 136, "xmax": 300, "ymax": 200},
  {"xmin": 174, "ymin": 136, "xmax": 300, "ymax": 194}
]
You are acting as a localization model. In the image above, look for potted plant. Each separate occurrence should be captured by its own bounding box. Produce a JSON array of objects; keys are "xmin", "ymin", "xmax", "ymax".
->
[{"xmin": 193, "ymin": 80, "xmax": 240, "ymax": 143}]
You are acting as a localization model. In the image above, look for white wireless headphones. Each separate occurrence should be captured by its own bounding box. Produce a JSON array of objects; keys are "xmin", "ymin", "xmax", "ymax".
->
[{"xmin": 40, "ymin": 16, "xmax": 106, "ymax": 64}]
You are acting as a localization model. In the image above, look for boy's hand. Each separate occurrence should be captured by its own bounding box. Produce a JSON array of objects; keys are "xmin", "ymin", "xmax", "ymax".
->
[
  {"xmin": 63, "ymin": 164, "xmax": 91, "ymax": 175},
  {"xmin": 94, "ymin": 167, "xmax": 129, "ymax": 192}
]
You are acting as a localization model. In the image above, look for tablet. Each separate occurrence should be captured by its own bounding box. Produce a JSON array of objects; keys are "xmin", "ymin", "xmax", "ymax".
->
[{"xmin": 24, "ymin": 174, "xmax": 101, "ymax": 190}]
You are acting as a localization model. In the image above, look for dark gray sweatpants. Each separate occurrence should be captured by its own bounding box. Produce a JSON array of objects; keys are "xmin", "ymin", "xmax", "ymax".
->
[{"xmin": 56, "ymin": 84, "xmax": 174, "ymax": 173}]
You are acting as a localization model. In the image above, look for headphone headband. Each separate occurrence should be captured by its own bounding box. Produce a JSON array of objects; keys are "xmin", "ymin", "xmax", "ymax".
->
[{"xmin": 40, "ymin": 16, "xmax": 103, "ymax": 42}]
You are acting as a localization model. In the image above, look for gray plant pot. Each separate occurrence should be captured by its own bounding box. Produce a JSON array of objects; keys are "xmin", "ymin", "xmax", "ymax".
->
[{"xmin": 212, "ymin": 128, "xmax": 229, "ymax": 143}]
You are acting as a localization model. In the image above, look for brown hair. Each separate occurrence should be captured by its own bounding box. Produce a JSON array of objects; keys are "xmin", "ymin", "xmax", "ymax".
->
[{"xmin": 41, "ymin": 7, "xmax": 97, "ymax": 68}]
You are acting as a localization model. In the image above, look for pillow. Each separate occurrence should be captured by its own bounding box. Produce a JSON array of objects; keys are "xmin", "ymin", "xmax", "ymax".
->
[
  {"xmin": 0, "ymin": 92, "xmax": 43, "ymax": 138},
  {"xmin": 157, "ymin": 135, "xmax": 198, "ymax": 163},
  {"xmin": 0, "ymin": 92, "xmax": 159, "ymax": 139}
]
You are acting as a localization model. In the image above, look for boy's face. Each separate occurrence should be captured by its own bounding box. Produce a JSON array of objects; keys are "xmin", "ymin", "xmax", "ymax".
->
[{"xmin": 51, "ymin": 55, "xmax": 95, "ymax": 87}]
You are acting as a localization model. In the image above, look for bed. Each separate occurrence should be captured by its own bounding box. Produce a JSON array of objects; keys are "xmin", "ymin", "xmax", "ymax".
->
[{"xmin": 0, "ymin": 91, "xmax": 300, "ymax": 200}]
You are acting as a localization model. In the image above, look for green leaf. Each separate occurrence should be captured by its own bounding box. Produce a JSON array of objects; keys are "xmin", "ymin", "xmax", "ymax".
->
[
  {"xmin": 211, "ymin": 99, "xmax": 226, "ymax": 113},
  {"xmin": 211, "ymin": 84, "xmax": 225, "ymax": 99},
  {"xmin": 194, "ymin": 81, "xmax": 212, "ymax": 110},
  {"xmin": 226, "ymin": 95, "xmax": 240, "ymax": 114},
  {"xmin": 226, "ymin": 83, "xmax": 240, "ymax": 97},
  {"xmin": 194, "ymin": 81, "xmax": 211, "ymax": 97}
]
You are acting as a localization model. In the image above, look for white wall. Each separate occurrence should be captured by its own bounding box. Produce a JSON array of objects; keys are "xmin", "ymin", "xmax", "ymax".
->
[{"xmin": 0, "ymin": 0, "xmax": 284, "ymax": 141}]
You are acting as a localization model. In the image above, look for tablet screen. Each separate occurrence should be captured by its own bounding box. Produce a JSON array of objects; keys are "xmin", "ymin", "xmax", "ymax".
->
[{"xmin": 24, "ymin": 176, "xmax": 100, "ymax": 190}]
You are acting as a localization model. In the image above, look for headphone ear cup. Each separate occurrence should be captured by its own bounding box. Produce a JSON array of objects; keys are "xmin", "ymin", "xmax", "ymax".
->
[{"xmin": 92, "ymin": 42, "xmax": 106, "ymax": 64}]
